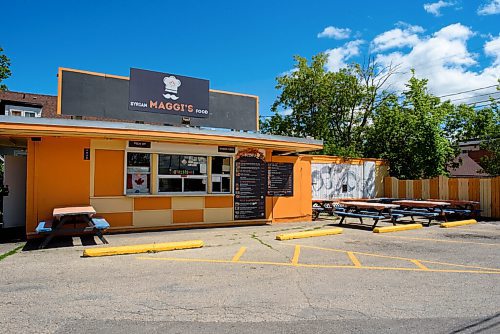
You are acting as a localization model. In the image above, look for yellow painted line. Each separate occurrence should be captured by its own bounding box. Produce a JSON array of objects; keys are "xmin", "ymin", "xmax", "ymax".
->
[
  {"xmin": 347, "ymin": 252, "xmax": 361, "ymax": 267},
  {"xmin": 377, "ymin": 234, "xmax": 500, "ymax": 247},
  {"xmin": 136, "ymin": 256, "xmax": 500, "ymax": 275},
  {"xmin": 411, "ymin": 260, "xmax": 429, "ymax": 271},
  {"xmin": 82, "ymin": 240, "xmax": 203, "ymax": 257},
  {"xmin": 231, "ymin": 247, "xmax": 247, "ymax": 262},
  {"xmin": 291, "ymin": 245, "xmax": 301, "ymax": 265},
  {"xmin": 289, "ymin": 244, "xmax": 500, "ymax": 272},
  {"xmin": 276, "ymin": 228, "xmax": 342, "ymax": 241},
  {"xmin": 373, "ymin": 223, "xmax": 423, "ymax": 233},
  {"xmin": 441, "ymin": 219, "xmax": 477, "ymax": 228},
  {"xmin": 440, "ymin": 227, "xmax": 500, "ymax": 234}
]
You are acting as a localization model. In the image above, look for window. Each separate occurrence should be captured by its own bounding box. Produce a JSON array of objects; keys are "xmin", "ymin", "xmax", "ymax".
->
[
  {"xmin": 158, "ymin": 154, "xmax": 208, "ymax": 193},
  {"xmin": 211, "ymin": 156, "xmax": 231, "ymax": 193},
  {"xmin": 24, "ymin": 111, "xmax": 36, "ymax": 117},
  {"xmin": 11, "ymin": 110, "xmax": 22, "ymax": 116},
  {"xmin": 126, "ymin": 152, "xmax": 151, "ymax": 194}
]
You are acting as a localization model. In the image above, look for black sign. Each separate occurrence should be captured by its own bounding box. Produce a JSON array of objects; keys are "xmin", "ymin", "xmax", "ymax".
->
[
  {"xmin": 218, "ymin": 146, "xmax": 236, "ymax": 153},
  {"xmin": 234, "ymin": 156, "xmax": 267, "ymax": 220},
  {"xmin": 129, "ymin": 68, "xmax": 209, "ymax": 118},
  {"xmin": 267, "ymin": 163, "xmax": 294, "ymax": 197},
  {"xmin": 83, "ymin": 148, "xmax": 90, "ymax": 160},
  {"xmin": 129, "ymin": 141, "xmax": 151, "ymax": 148}
]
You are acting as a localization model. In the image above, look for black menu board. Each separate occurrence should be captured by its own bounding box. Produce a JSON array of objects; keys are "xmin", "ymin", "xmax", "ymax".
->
[
  {"xmin": 234, "ymin": 156, "xmax": 267, "ymax": 220},
  {"xmin": 267, "ymin": 162, "xmax": 294, "ymax": 196}
]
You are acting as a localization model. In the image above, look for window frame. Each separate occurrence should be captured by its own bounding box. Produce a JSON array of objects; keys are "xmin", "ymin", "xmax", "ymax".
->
[
  {"xmin": 123, "ymin": 148, "xmax": 234, "ymax": 196},
  {"xmin": 124, "ymin": 151, "xmax": 153, "ymax": 195},
  {"xmin": 157, "ymin": 153, "xmax": 209, "ymax": 195}
]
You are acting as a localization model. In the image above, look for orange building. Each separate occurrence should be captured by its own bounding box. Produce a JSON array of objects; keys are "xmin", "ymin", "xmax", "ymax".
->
[{"xmin": 0, "ymin": 68, "xmax": 323, "ymax": 238}]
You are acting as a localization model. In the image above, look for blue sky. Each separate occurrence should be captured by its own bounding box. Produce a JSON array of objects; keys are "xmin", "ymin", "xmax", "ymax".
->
[{"xmin": 2, "ymin": 0, "xmax": 499, "ymax": 118}]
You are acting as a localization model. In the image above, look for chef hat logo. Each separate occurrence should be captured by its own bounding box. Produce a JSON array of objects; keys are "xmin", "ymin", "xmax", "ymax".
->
[{"xmin": 163, "ymin": 76, "xmax": 181, "ymax": 94}]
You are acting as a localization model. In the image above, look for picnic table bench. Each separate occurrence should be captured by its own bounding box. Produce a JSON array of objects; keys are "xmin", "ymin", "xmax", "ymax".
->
[
  {"xmin": 336, "ymin": 201, "xmax": 400, "ymax": 230},
  {"xmin": 36, "ymin": 206, "xmax": 110, "ymax": 249},
  {"xmin": 392, "ymin": 200, "xmax": 450, "ymax": 225}
]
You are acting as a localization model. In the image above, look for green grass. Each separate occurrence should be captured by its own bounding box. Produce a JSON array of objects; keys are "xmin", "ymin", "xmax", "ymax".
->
[{"xmin": 0, "ymin": 245, "xmax": 24, "ymax": 262}]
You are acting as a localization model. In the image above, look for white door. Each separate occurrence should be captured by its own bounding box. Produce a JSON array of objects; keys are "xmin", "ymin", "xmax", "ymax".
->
[{"xmin": 3, "ymin": 155, "xmax": 27, "ymax": 228}]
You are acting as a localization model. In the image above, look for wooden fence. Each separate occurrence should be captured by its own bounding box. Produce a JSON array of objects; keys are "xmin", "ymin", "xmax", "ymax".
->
[{"xmin": 384, "ymin": 176, "xmax": 500, "ymax": 219}]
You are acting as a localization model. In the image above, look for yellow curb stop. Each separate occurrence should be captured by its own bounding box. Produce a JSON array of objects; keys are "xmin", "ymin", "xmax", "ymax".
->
[
  {"xmin": 440, "ymin": 219, "xmax": 477, "ymax": 228},
  {"xmin": 373, "ymin": 224, "xmax": 423, "ymax": 233},
  {"xmin": 276, "ymin": 228, "xmax": 343, "ymax": 241},
  {"xmin": 82, "ymin": 240, "xmax": 204, "ymax": 257}
]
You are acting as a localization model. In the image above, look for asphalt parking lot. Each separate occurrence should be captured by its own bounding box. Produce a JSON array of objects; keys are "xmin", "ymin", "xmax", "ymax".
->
[{"xmin": 1, "ymin": 218, "xmax": 499, "ymax": 334}]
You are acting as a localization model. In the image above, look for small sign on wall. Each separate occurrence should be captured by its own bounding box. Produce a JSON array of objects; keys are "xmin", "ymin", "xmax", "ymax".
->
[
  {"xmin": 129, "ymin": 141, "xmax": 151, "ymax": 148},
  {"xmin": 218, "ymin": 146, "xmax": 235, "ymax": 153},
  {"xmin": 83, "ymin": 148, "xmax": 90, "ymax": 160}
]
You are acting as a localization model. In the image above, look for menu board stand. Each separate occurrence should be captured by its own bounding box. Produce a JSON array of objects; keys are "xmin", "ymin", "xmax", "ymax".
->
[
  {"xmin": 267, "ymin": 162, "xmax": 294, "ymax": 197},
  {"xmin": 234, "ymin": 156, "xmax": 267, "ymax": 220}
]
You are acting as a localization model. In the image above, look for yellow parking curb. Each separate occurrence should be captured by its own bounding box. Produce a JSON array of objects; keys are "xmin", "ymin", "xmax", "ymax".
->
[
  {"xmin": 276, "ymin": 228, "xmax": 343, "ymax": 241},
  {"xmin": 373, "ymin": 224, "xmax": 423, "ymax": 233},
  {"xmin": 441, "ymin": 219, "xmax": 477, "ymax": 228},
  {"xmin": 82, "ymin": 240, "xmax": 204, "ymax": 257}
]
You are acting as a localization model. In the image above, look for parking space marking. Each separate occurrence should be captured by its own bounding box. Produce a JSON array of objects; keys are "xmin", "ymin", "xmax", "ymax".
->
[
  {"xmin": 347, "ymin": 252, "xmax": 362, "ymax": 267},
  {"xmin": 136, "ymin": 256, "xmax": 500, "ymax": 275},
  {"xmin": 411, "ymin": 260, "xmax": 429, "ymax": 271},
  {"xmin": 291, "ymin": 245, "xmax": 301, "ymax": 265},
  {"xmin": 231, "ymin": 247, "xmax": 247, "ymax": 262},
  {"xmin": 136, "ymin": 242, "xmax": 500, "ymax": 275},
  {"xmin": 438, "ymin": 227, "xmax": 500, "ymax": 235},
  {"xmin": 376, "ymin": 234, "xmax": 499, "ymax": 247},
  {"xmin": 289, "ymin": 244, "xmax": 500, "ymax": 272}
]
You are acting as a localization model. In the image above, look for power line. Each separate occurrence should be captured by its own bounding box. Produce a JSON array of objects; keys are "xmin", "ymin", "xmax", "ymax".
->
[
  {"xmin": 448, "ymin": 90, "xmax": 500, "ymax": 102},
  {"xmin": 437, "ymin": 85, "xmax": 499, "ymax": 99},
  {"xmin": 465, "ymin": 97, "xmax": 500, "ymax": 106}
]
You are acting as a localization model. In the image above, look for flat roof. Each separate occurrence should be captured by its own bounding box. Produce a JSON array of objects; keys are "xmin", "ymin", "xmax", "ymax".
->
[{"xmin": 0, "ymin": 116, "xmax": 323, "ymax": 153}]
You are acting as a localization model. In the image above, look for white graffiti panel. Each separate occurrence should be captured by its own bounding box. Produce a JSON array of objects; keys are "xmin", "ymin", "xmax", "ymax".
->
[{"xmin": 312, "ymin": 162, "xmax": 375, "ymax": 200}]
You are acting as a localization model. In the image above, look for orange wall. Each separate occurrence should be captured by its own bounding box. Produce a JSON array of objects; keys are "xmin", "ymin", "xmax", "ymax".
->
[
  {"xmin": 26, "ymin": 137, "xmax": 91, "ymax": 233},
  {"xmin": 94, "ymin": 150, "xmax": 124, "ymax": 196},
  {"xmin": 270, "ymin": 155, "xmax": 312, "ymax": 222}
]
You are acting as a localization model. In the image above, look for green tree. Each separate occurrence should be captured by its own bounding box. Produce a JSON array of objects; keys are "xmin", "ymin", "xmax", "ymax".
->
[
  {"xmin": 364, "ymin": 74, "xmax": 455, "ymax": 179},
  {"xmin": 0, "ymin": 46, "xmax": 11, "ymax": 91},
  {"xmin": 445, "ymin": 87, "xmax": 499, "ymax": 176},
  {"xmin": 261, "ymin": 53, "xmax": 395, "ymax": 156}
]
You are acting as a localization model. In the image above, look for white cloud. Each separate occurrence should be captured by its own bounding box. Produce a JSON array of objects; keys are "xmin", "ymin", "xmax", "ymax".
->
[
  {"xmin": 374, "ymin": 24, "xmax": 500, "ymax": 103},
  {"xmin": 372, "ymin": 24, "xmax": 424, "ymax": 52},
  {"xmin": 424, "ymin": 1, "xmax": 455, "ymax": 16},
  {"xmin": 318, "ymin": 26, "xmax": 351, "ymax": 39},
  {"xmin": 324, "ymin": 40, "xmax": 364, "ymax": 71},
  {"xmin": 478, "ymin": 0, "xmax": 500, "ymax": 15},
  {"xmin": 484, "ymin": 35, "xmax": 500, "ymax": 66}
]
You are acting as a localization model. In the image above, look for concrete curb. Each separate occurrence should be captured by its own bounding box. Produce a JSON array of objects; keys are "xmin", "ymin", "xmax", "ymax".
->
[
  {"xmin": 82, "ymin": 240, "xmax": 204, "ymax": 257},
  {"xmin": 276, "ymin": 228, "xmax": 343, "ymax": 241},
  {"xmin": 440, "ymin": 219, "xmax": 477, "ymax": 228},
  {"xmin": 373, "ymin": 224, "xmax": 423, "ymax": 233}
]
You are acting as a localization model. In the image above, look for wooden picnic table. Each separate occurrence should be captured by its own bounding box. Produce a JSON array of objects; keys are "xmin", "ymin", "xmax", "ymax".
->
[
  {"xmin": 38, "ymin": 206, "xmax": 108, "ymax": 249},
  {"xmin": 336, "ymin": 201, "xmax": 400, "ymax": 229},
  {"xmin": 392, "ymin": 200, "xmax": 450, "ymax": 208},
  {"xmin": 427, "ymin": 199, "xmax": 480, "ymax": 209},
  {"xmin": 53, "ymin": 206, "xmax": 96, "ymax": 219},
  {"xmin": 392, "ymin": 200, "xmax": 450, "ymax": 223}
]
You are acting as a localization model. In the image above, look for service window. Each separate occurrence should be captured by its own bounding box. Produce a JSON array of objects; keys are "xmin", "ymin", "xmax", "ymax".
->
[
  {"xmin": 126, "ymin": 152, "xmax": 151, "ymax": 194},
  {"xmin": 211, "ymin": 156, "xmax": 231, "ymax": 193},
  {"xmin": 158, "ymin": 154, "xmax": 208, "ymax": 193}
]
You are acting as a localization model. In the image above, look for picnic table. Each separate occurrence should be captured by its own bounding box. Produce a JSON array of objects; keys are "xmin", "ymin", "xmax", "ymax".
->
[
  {"xmin": 392, "ymin": 200, "xmax": 450, "ymax": 225},
  {"xmin": 36, "ymin": 206, "xmax": 109, "ymax": 249},
  {"xmin": 336, "ymin": 201, "xmax": 400, "ymax": 230}
]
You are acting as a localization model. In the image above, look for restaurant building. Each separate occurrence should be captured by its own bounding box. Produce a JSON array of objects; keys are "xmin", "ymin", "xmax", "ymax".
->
[{"xmin": 0, "ymin": 67, "xmax": 323, "ymax": 238}]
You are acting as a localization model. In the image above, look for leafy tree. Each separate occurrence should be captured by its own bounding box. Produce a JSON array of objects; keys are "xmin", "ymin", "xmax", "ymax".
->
[
  {"xmin": 364, "ymin": 74, "xmax": 455, "ymax": 179},
  {"xmin": 445, "ymin": 85, "xmax": 499, "ymax": 176},
  {"xmin": 0, "ymin": 46, "xmax": 11, "ymax": 91},
  {"xmin": 261, "ymin": 53, "xmax": 395, "ymax": 156}
]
